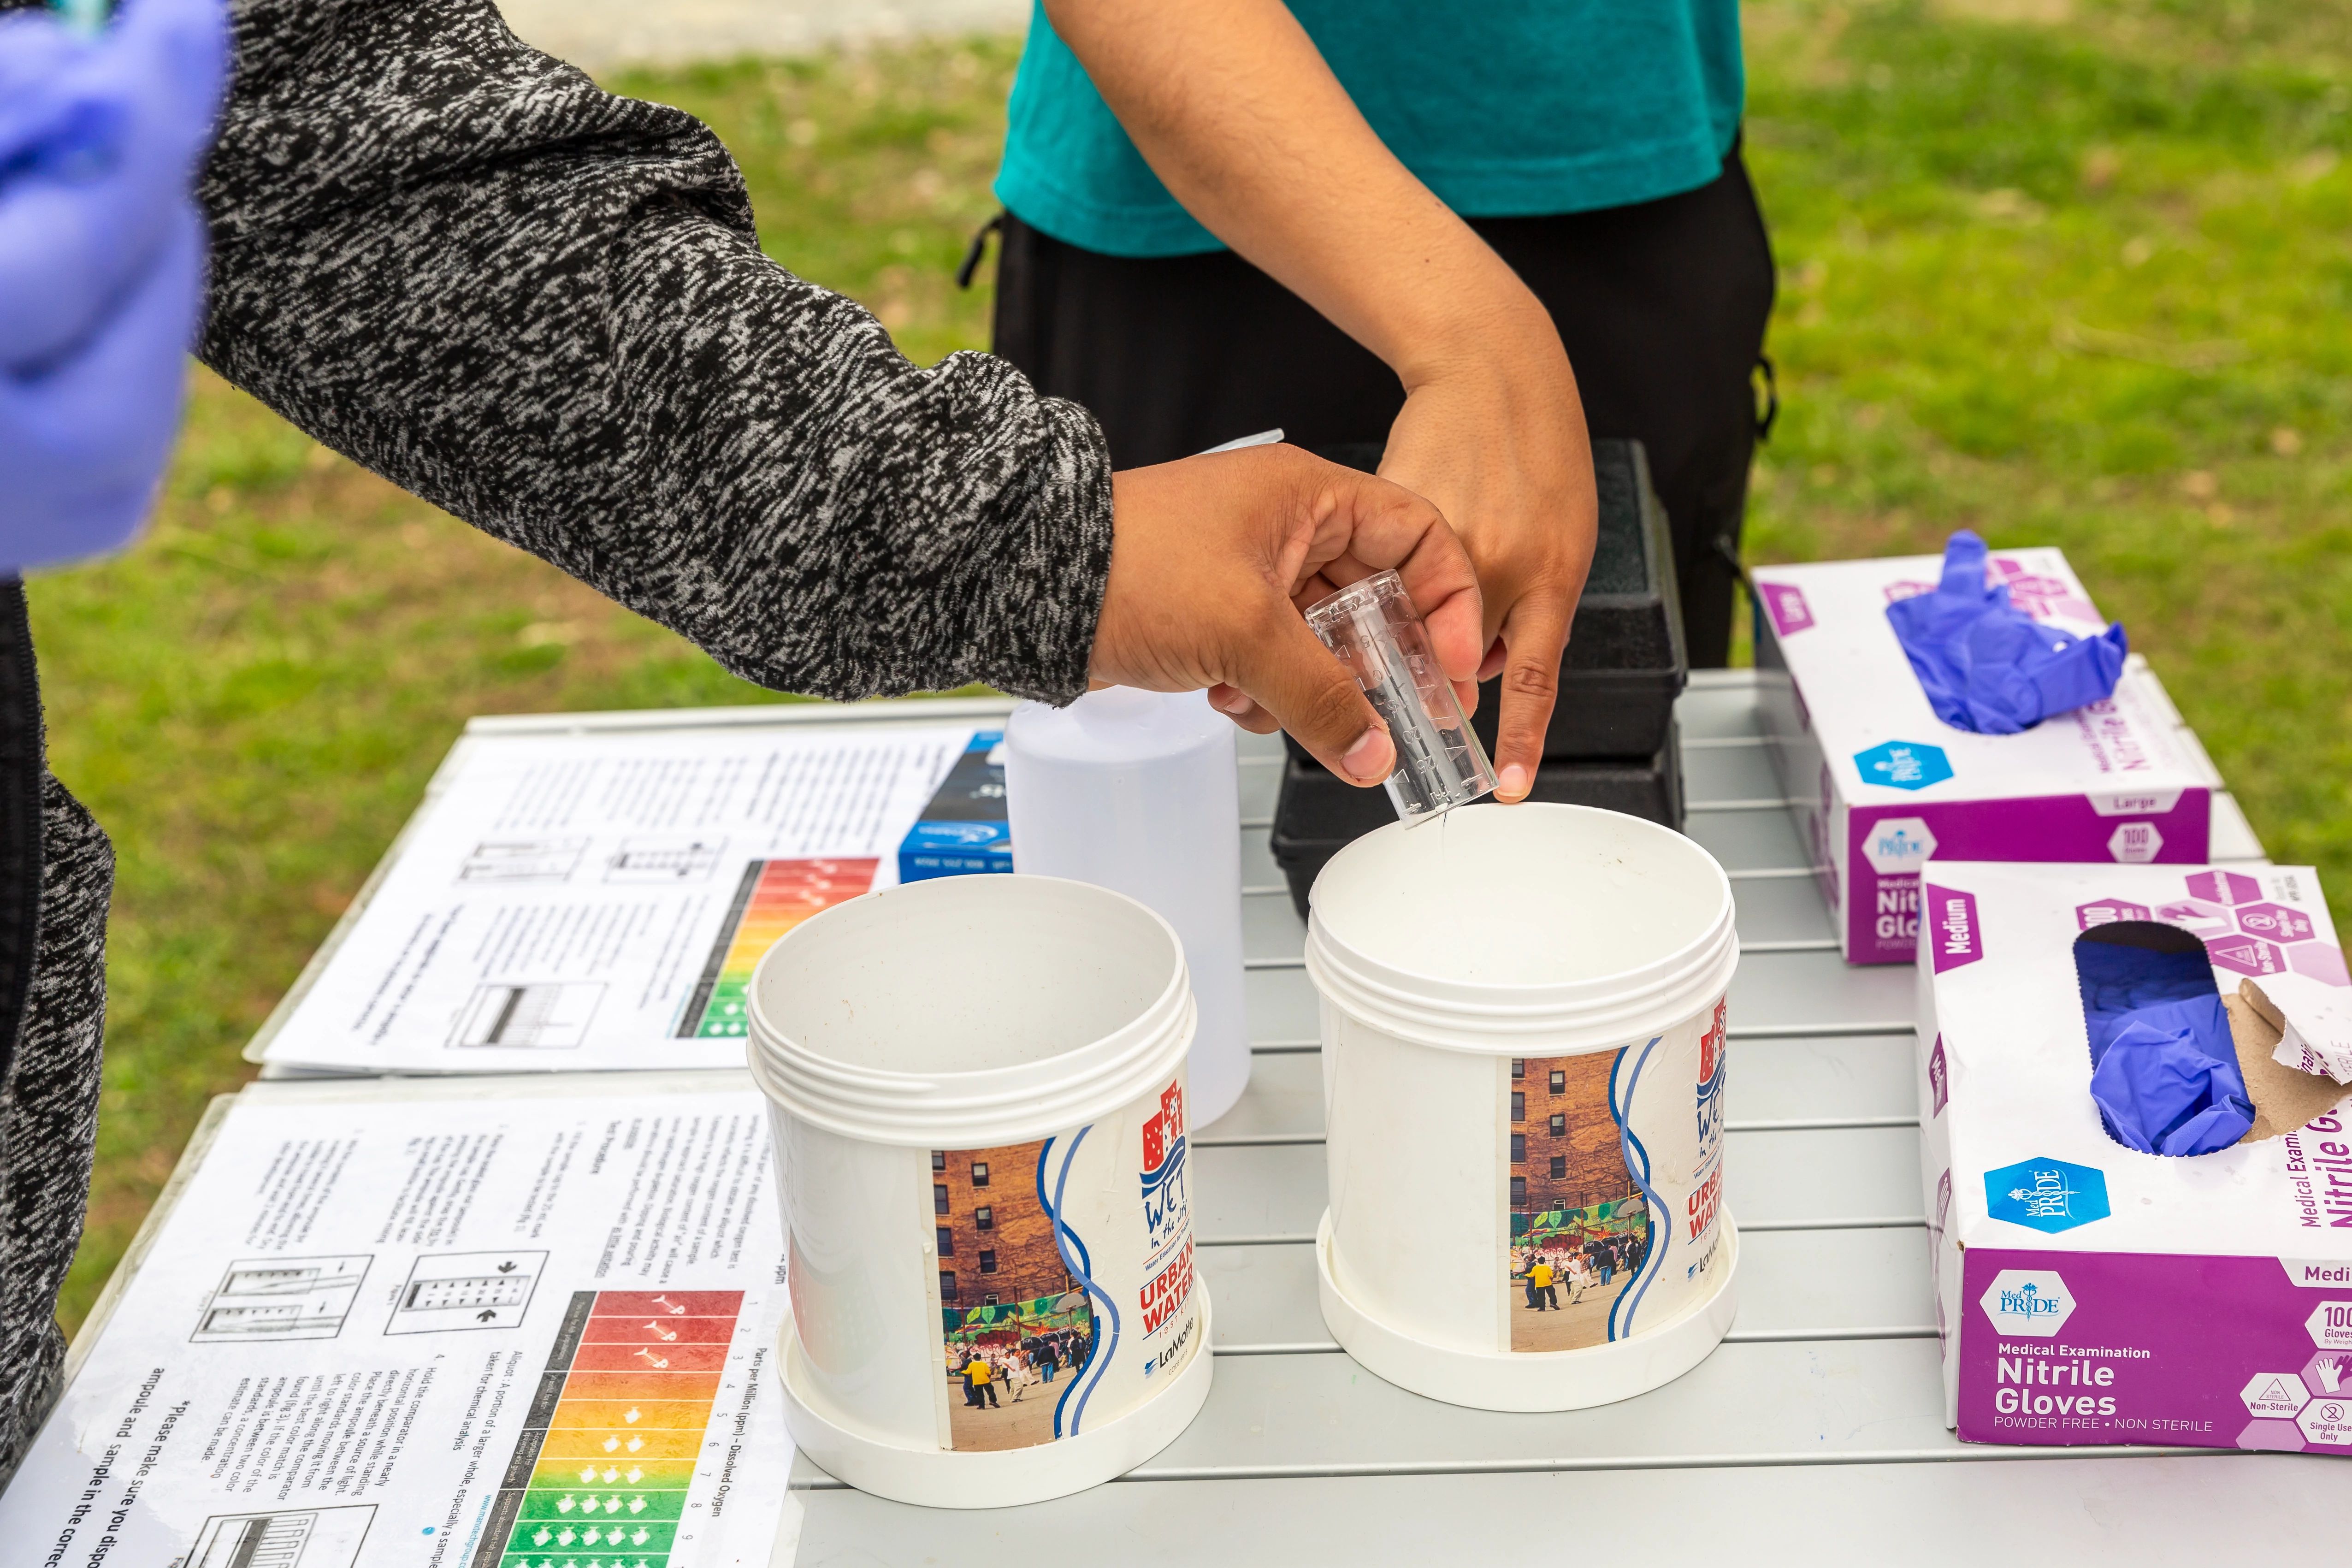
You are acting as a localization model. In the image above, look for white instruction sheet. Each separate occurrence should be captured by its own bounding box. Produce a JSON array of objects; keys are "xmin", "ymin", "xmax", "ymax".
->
[
  {"xmin": 254, "ymin": 718, "xmax": 986, "ymax": 1074},
  {"xmin": 3, "ymin": 1072, "xmax": 798, "ymax": 1568}
]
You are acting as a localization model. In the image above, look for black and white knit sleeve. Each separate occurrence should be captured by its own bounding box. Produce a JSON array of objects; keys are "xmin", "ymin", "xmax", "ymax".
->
[{"xmin": 193, "ymin": 0, "xmax": 1114, "ymax": 704}]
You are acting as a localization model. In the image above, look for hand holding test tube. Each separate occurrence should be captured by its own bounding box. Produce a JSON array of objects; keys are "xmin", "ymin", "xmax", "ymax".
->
[{"xmin": 1306, "ymin": 569, "xmax": 1498, "ymax": 824}]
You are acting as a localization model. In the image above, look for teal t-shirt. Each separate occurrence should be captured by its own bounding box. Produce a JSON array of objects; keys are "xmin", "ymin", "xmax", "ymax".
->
[{"xmin": 993, "ymin": 1, "xmax": 1746, "ymax": 258}]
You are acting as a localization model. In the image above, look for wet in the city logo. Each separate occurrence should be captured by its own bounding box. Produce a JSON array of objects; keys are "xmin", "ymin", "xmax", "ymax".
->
[
  {"xmin": 1140, "ymin": 1081, "xmax": 1189, "ymax": 1253},
  {"xmin": 1697, "ymin": 1000, "xmax": 1726, "ymax": 1099},
  {"xmin": 1979, "ymin": 1269, "xmax": 2076, "ymax": 1337},
  {"xmin": 1984, "ymin": 1157, "xmax": 2110, "ymax": 1233}
]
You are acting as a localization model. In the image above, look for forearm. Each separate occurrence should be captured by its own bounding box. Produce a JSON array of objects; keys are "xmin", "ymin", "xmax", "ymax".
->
[
  {"xmin": 1043, "ymin": 0, "xmax": 1553, "ymax": 385},
  {"xmin": 195, "ymin": 0, "xmax": 1112, "ymax": 703}
]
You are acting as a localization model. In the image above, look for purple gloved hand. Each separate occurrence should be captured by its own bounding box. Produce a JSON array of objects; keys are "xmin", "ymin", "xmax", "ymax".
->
[{"xmin": 0, "ymin": 0, "xmax": 229, "ymax": 574}]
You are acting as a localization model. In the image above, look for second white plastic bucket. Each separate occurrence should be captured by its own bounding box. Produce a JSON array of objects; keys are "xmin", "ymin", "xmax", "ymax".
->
[
  {"xmin": 1306, "ymin": 803, "xmax": 1740, "ymax": 1412},
  {"xmin": 748, "ymin": 875, "xmax": 1211, "ymax": 1509}
]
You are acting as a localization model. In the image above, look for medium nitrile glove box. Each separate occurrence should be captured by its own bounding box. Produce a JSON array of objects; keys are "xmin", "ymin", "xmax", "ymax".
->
[
  {"xmin": 1752, "ymin": 549, "xmax": 2219, "ymax": 964},
  {"xmin": 1916, "ymin": 859, "xmax": 2352, "ymax": 1455}
]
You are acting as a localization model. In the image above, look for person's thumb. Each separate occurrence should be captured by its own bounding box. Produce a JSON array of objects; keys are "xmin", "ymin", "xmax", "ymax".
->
[{"xmin": 1237, "ymin": 605, "xmax": 1395, "ymax": 787}]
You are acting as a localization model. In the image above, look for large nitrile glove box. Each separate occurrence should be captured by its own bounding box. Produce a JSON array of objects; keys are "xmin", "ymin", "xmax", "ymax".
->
[{"xmin": 1751, "ymin": 548, "xmax": 2219, "ymax": 964}]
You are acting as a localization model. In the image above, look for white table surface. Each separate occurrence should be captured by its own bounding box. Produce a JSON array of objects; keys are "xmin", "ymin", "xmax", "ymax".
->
[
  {"xmin": 779, "ymin": 672, "xmax": 2341, "ymax": 1564},
  {"xmin": 98, "ymin": 675, "xmax": 2338, "ymax": 1563}
]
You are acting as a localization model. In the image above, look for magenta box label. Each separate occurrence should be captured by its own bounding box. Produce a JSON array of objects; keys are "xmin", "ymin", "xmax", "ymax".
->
[
  {"xmin": 1957, "ymin": 1246, "xmax": 2352, "ymax": 1452},
  {"xmin": 1844, "ymin": 793, "xmax": 2213, "ymax": 964}
]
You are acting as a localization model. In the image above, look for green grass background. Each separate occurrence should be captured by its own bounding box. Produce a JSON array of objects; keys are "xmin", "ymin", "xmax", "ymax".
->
[{"xmin": 34, "ymin": 0, "xmax": 2352, "ymax": 1331}]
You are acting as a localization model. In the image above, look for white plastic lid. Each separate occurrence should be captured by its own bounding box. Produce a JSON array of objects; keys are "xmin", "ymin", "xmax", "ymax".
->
[
  {"xmin": 747, "ymin": 874, "xmax": 1195, "ymax": 1147},
  {"xmin": 1005, "ymin": 686, "xmax": 1228, "ymax": 767},
  {"xmin": 1305, "ymin": 803, "xmax": 1738, "ymax": 1053}
]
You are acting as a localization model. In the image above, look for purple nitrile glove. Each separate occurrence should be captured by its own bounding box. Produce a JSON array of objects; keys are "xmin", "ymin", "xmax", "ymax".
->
[
  {"xmin": 0, "ymin": 0, "xmax": 230, "ymax": 574},
  {"xmin": 2086, "ymin": 994, "xmax": 2254, "ymax": 1158},
  {"xmin": 1885, "ymin": 530, "xmax": 2128, "ymax": 735}
]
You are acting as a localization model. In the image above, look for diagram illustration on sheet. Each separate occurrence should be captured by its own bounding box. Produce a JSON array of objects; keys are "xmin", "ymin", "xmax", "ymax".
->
[
  {"xmin": 253, "ymin": 722, "xmax": 977, "ymax": 1073},
  {"xmin": 192, "ymin": 1254, "xmax": 371, "ymax": 1343},
  {"xmin": 386, "ymin": 1250, "xmax": 548, "ymax": 1334},
  {"xmin": 187, "ymin": 1504, "xmax": 377, "ymax": 1568}
]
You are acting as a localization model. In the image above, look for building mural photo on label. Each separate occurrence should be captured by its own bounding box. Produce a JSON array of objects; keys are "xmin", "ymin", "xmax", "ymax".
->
[{"xmin": 931, "ymin": 1075, "xmax": 1198, "ymax": 1452}]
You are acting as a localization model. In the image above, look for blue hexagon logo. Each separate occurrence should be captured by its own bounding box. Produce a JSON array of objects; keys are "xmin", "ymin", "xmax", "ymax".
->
[
  {"xmin": 1855, "ymin": 740, "xmax": 1953, "ymax": 792},
  {"xmin": 1985, "ymin": 1157, "xmax": 2110, "ymax": 1233}
]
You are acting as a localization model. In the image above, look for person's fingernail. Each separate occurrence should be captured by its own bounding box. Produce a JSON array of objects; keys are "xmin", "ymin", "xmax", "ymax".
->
[
  {"xmin": 1213, "ymin": 690, "xmax": 1252, "ymax": 715},
  {"xmin": 1499, "ymin": 763, "xmax": 1530, "ymax": 801},
  {"xmin": 1342, "ymin": 728, "xmax": 1395, "ymax": 784}
]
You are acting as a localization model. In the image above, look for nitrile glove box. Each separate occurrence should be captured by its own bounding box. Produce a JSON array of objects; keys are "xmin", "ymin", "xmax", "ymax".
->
[
  {"xmin": 1753, "ymin": 549, "xmax": 2218, "ymax": 963},
  {"xmin": 1916, "ymin": 859, "xmax": 2352, "ymax": 1455}
]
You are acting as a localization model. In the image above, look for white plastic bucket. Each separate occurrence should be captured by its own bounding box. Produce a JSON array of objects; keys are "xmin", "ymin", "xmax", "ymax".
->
[
  {"xmin": 747, "ymin": 874, "xmax": 1211, "ymax": 1509},
  {"xmin": 1306, "ymin": 803, "xmax": 1740, "ymax": 1412}
]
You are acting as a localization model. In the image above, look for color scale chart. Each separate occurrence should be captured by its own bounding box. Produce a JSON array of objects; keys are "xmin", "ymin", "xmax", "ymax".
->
[
  {"xmin": 473, "ymin": 1290, "xmax": 746, "ymax": 1568},
  {"xmin": 676, "ymin": 858, "xmax": 877, "ymax": 1038}
]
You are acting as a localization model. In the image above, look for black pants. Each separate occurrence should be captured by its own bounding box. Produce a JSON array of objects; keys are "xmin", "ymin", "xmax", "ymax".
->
[{"xmin": 989, "ymin": 150, "xmax": 1776, "ymax": 667}]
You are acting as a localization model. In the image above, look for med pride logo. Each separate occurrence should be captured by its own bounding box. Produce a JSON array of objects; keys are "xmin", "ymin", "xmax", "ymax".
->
[
  {"xmin": 1978, "ymin": 1269, "xmax": 2078, "ymax": 1338},
  {"xmin": 1854, "ymin": 740, "xmax": 1953, "ymax": 792},
  {"xmin": 1985, "ymin": 1156, "xmax": 2110, "ymax": 1234}
]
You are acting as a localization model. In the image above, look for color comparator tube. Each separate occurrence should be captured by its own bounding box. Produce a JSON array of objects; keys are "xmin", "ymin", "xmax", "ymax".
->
[{"xmin": 1304, "ymin": 570, "xmax": 1497, "ymax": 825}]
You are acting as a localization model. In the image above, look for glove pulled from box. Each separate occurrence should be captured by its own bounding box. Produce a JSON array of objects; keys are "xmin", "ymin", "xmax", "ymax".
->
[
  {"xmin": 1885, "ymin": 531, "xmax": 2127, "ymax": 735},
  {"xmin": 2078, "ymin": 940, "xmax": 2252, "ymax": 1156}
]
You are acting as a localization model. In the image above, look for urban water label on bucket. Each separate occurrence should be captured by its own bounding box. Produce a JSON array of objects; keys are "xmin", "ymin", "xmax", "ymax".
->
[
  {"xmin": 1504, "ymin": 1000, "xmax": 1730, "ymax": 1352},
  {"xmin": 676, "ymin": 858, "xmax": 878, "ymax": 1038},
  {"xmin": 931, "ymin": 1077, "xmax": 1200, "ymax": 1454}
]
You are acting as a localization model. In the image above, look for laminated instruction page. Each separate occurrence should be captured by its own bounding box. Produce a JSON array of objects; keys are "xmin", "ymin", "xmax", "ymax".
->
[
  {"xmin": 5, "ymin": 1072, "xmax": 798, "ymax": 1568},
  {"xmin": 254, "ymin": 716, "xmax": 994, "ymax": 1074}
]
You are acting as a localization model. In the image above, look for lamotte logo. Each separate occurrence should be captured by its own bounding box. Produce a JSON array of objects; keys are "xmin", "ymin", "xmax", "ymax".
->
[
  {"xmin": 1925, "ymin": 885, "xmax": 1982, "ymax": 972},
  {"xmin": 1979, "ymin": 1269, "xmax": 2077, "ymax": 1338}
]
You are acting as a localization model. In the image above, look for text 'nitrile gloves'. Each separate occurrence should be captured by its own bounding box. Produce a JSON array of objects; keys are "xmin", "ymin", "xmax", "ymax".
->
[
  {"xmin": 1884, "ymin": 530, "xmax": 2127, "ymax": 735},
  {"xmin": 2076, "ymin": 940, "xmax": 2252, "ymax": 1157}
]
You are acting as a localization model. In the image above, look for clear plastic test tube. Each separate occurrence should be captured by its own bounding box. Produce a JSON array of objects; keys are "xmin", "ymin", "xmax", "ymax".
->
[{"xmin": 1304, "ymin": 570, "xmax": 1498, "ymax": 826}]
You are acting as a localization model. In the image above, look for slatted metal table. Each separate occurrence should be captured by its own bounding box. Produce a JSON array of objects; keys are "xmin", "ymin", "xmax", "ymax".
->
[{"xmin": 787, "ymin": 670, "xmax": 2343, "ymax": 1563}]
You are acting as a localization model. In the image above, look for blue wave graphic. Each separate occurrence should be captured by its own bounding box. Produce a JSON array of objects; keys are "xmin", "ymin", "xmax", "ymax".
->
[
  {"xmin": 1606, "ymin": 1036, "xmax": 1670, "ymax": 1343},
  {"xmin": 1037, "ymin": 1128, "xmax": 1120, "ymax": 1437}
]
